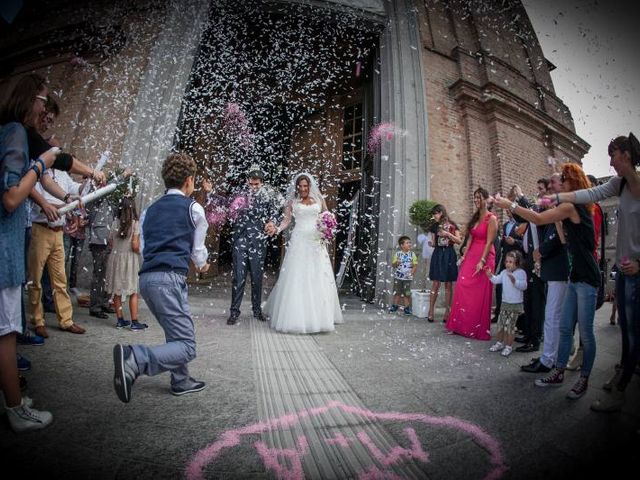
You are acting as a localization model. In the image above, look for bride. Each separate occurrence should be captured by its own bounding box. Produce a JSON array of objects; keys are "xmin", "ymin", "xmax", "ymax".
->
[{"xmin": 264, "ymin": 173, "xmax": 343, "ymax": 333}]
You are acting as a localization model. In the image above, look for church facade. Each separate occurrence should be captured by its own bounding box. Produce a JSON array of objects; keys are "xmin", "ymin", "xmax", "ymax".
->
[{"xmin": 0, "ymin": 0, "xmax": 588, "ymax": 301}]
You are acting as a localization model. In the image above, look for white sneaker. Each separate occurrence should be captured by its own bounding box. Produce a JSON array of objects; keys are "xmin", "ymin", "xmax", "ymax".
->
[
  {"xmin": 489, "ymin": 341, "xmax": 504, "ymax": 352},
  {"xmin": 0, "ymin": 393, "xmax": 33, "ymax": 415},
  {"xmin": 501, "ymin": 346, "xmax": 513, "ymax": 357},
  {"xmin": 6, "ymin": 400, "xmax": 52, "ymax": 433}
]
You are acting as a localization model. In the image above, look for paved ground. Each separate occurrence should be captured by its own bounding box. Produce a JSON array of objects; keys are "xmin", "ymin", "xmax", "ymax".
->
[{"xmin": 2, "ymin": 284, "xmax": 639, "ymax": 479}]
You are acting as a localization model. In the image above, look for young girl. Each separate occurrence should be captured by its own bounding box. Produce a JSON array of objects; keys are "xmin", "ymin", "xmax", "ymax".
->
[
  {"xmin": 487, "ymin": 251, "xmax": 527, "ymax": 356},
  {"xmin": 427, "ymin": 204, "xmax": 461, "ymax": 323},
  {"xmin": 105, "ymin": 196, "xmax": 146, "ymax": 330}
]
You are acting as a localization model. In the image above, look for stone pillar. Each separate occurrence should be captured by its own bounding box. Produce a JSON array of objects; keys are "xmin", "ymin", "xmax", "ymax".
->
[
  {"xmin": 375, "ymin": 0, "xmax": 430, "ymax": 301},
  {"xmin": 120, "ymin": 0, "xmax": 209, "ymax": 209}
]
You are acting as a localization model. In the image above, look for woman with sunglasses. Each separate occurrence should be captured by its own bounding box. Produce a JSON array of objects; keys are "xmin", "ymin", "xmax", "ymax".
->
[
  {"xmin": 495, "ymin": 163, "xmax": 599, "ymax": 400},
  {"xmin": 544, "ymin": 133, "xmax": 640, "ymax": 412},
  {"xmin": 0, "ymin": 73, "xmax": 58, "ymax": 432}
]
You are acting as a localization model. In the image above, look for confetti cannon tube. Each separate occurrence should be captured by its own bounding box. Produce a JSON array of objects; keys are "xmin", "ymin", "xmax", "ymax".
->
[{"xmin": 57, "ymin": 183, "xmax": 118, "ymax": 215}]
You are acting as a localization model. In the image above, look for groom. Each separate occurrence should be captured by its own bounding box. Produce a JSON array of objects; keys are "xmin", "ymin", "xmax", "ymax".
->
[{"xmin": 228, "ymin": 166, "xmax": 281, "ymax": 325}]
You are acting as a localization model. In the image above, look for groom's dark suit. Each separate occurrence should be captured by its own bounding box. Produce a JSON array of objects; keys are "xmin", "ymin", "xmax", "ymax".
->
[{"xmin": 229, "ymin": 186, "xmax": 281, "ymax": 320}]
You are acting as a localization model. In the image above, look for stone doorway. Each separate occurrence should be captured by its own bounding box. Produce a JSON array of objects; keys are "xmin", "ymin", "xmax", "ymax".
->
[{"xmin": 175, "ymin": 0, "xmax": 382, "ymax": 288}]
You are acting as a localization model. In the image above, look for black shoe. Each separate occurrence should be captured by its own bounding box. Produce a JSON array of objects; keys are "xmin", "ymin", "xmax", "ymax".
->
[
  {"xmin": 227, "ymin": 315, "xmax": 238, "ymax": 325},
  {"xmin": 113, "ymin": 344, "xmax": 136, "ymax": 403},
  {"xmin": 254, "ymin": 312, "xmax": 266, "ymax": 322},
  {"xmin": 521, "ymin": 359, "xmax": 552, "ymax": 373},
  {"xmin": 90, "ymin": 310, "xmax": 109, "ymax": 319},
  {"xmin": 491, "ymin": 316, "xmax": 499, "ymax": 324},
  {"xmin": 515, "ymin": 343, "xmax": 539, "ymax": 353},
  {"xmin": 171, "ymin": 380, "xmax": 206, "ymax": 396},
  {"xmin": 515, "ymin": 336, "xmax": 529, "ymax": 344}
]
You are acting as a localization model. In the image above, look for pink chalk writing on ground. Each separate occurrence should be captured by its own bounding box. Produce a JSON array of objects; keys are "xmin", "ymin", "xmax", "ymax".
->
[{"xmin": 185, "ymin": 401, "xmax": 508, "ymax": 480}]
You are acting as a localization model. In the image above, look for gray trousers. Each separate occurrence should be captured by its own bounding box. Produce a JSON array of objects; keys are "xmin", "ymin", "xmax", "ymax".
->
[
  {"xmin": 133, "ymin": 271, "xmax": 196, "ymax": 388},
  {"xmin": 89, "ymin": 244, "xmax": 109, "ymax": 312},
  {"xmin": 230, "ymin": 235, "xmax": 267, "ymax": 317}
]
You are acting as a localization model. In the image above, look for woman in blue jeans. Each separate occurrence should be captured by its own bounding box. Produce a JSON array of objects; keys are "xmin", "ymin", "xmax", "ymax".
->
[
  {"xmin": 549, "ymin": 133, "xmax": 640, "ymax": 412},
  {"xmin": 496, "ymin": 163, "xmax": 600, "ymax": 400}
]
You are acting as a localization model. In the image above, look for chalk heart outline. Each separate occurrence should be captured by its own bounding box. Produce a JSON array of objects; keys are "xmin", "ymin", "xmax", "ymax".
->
[{"xmin": 186, "ymin": 400, "xmax": 508, "ymax": 480}]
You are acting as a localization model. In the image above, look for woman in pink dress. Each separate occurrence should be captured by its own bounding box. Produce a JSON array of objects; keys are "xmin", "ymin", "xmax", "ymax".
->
[{"xmin": 446, "ymin": 187, "xmax": 498, "ymax": 340}]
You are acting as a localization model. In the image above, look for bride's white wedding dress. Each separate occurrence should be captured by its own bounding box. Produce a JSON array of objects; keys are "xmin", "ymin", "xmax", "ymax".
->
[{"xmin": 264, "ymin": 202, "xmax": 343, "ymax": 333}]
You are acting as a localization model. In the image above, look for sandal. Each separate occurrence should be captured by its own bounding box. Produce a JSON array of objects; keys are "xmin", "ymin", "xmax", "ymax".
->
[{"xmin": 442, "ymin": 308, "xmax": 450, "ymax": 323}]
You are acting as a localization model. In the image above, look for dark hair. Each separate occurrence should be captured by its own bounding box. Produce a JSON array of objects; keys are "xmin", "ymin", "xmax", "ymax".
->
[
  {"xmin": 505, "ymin": 250, "xmax": 523, "ymax": 268},
  {"xmin": 296, "ymin": 174, "xmax": 310, "ymax": 188},
  {"xmin": 608, "ymin": 134, "xmax": 640, "ymax": 167},
  {"xmin": 46, "ymin": 94, "xmax": 60, "ymax": 117},
  {"xmin": 537, "ymin": 178, "xmax": 549, "ymax": 189},
  {"xmin": 248, "ymin": 169, "xmax": 264, "ymax": 181},
  {"xmin": 586, "ymin": 174, "xmax": 599, "ymax": 187},
  {"xmin": 398, "ymin": 235, "xmax": 411, "ymax": 246},
  {"xmin": 0, "ymin": 73, "xmax": 47, "ymax": 125},
  {"xmin": 117, "ymin": 196, "xmax": 139, "ymax": 239},
  {"xmin": 431, "ymin": 204, "xmax": 457, "ymax": 231},
  {"xmin": 161, "ymin": 152, "xmax": 196, "ymax": 189},
  {"xmin": 466, "ymin": 187, "xmax": 490, "ymax": 235}
]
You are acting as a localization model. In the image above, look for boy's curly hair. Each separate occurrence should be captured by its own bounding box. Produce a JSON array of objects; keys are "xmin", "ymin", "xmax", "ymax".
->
[{"xmin": 161, "ymin": 152, "xmax": 196, "ymax": 189}]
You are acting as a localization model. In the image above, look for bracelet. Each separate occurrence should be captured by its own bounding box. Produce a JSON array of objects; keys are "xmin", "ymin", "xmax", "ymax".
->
[
  {"xmin": 30, "ymin": 164, "xmax": 41, "ymax": 180},
  {"xmin": 555, "ymin": 193, "xmax": 560, "ymax": 204},
  {"xmin": 63, "ymin": 193, "xmax": 71, "ymax": 202},
  {"xmin": 36, "ymin": 157, "xmax": 46, "ymax": 175}
]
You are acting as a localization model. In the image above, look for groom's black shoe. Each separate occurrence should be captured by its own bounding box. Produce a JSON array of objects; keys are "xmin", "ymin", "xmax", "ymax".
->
[
  {"xmin": 227, "ymin": 315, "xmax": 238, "ymax": 326},
  {"xmin": 254, "ymin": 312, "xmax": 266, "ymax": 322}
]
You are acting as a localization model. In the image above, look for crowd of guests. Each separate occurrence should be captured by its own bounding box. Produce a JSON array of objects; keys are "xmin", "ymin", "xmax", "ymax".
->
[
  {"xmin": 2, "ymin": 72, "xmax": 638, "ymax": 436},
  {"xmin": 392, "ymin": 135, "xmax": 639, "ymax": 412}
]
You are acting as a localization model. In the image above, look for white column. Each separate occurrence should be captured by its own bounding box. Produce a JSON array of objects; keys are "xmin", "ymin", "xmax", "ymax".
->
[
  {"xmin": 375, "ymin": 0, "xmax": 430, "ymax": 301},
  {"xmin": 120, "ymin": 0, "xmax": 210, "ymax": 208}
]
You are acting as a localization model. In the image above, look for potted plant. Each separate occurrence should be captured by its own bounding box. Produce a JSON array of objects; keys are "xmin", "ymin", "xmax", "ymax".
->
[{"xmin": 409, "ymin": 199, "xmax": 439, "ymax": 232}]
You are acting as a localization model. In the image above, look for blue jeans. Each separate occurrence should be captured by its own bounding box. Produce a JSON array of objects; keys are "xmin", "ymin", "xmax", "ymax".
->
[
  {"xmin": 616, "ymin": 272, "xmax": 640, "ymax": 389},
  {"xmin": 557, "ymin": 281, "xmax": 597, "ymax": 376},
  {"xmin": 133, "ymin": 271, "xmax": 197, "ymax": 388}
]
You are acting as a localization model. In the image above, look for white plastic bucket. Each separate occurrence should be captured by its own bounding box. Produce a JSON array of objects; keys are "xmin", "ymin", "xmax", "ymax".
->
[{"xmin": 411, "ymin": 290, "xmax": 429, "ymax": 318}]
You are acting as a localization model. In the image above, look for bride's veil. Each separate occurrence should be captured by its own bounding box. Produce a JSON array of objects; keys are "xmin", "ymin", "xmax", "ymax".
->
[{"xmin": 285, "ymin": 172, "xmax": 324, "ymax": 207}]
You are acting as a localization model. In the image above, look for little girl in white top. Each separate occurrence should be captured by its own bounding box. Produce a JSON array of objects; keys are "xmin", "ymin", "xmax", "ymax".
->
[{"xmin": 486, "ymin": 251, "xmax": 527, "ymax": 356}]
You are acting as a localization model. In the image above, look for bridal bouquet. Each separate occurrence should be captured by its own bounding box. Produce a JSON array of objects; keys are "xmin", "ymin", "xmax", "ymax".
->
[
  {"xmin": 316, "ymin": 210, "xmax": 338, "ymax": 245},
  {"xmin": 204, "ymin": 193, "xmax": 229, "ymax": 229},
  {"xmin": 228, "ymin": 194, "xmax": 250, "ymax": 222}
]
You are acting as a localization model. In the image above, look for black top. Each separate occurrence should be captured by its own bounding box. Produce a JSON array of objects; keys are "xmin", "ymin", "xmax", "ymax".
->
[
  {"xmin": 25, "ymin": 126, "xmax": 73, "ymax": 171},
  {"xmin": 539, "ymin": 223, "xmax": 569, "ymax": 282},
  {"xmin": 563, "ymin": 204, "xmax": 600, "ymax": 288}
]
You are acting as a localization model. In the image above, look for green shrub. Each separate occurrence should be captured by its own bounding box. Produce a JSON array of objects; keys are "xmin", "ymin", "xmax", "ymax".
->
[{"xmin": 409, "ymin": 199, "xmax": 439, "ymax": 232}]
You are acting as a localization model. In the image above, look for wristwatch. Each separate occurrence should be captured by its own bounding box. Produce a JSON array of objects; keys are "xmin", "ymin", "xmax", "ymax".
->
[{"xmin": 509, "ymin": 201, "xmax": 518, "ymax": 212}]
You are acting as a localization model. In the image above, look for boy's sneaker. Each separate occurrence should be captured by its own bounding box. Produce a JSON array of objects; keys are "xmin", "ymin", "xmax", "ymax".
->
[
  {"xmin": 501, "ymin": 345, "xmax": 513, "ymax": 357},
  {"xmin": 129, "ymin": 321, "xmax": 148, "ymax": 331},
  {"xmin": 489, "ymin": 341, "xmax": 504, "ymax": 352},
  {"xmin": 534, "ymin": 368, "xmax": 565, "ymax": 387},
  {"xmin": 404, "ymin": 307, "xmax": 412, "ymax": 316},
  {"xmin": 113, "ymin": 344, "xmax": 138, "ymax": 403},
  {"xmin": 17, "ymin": 332, "xmax": 45, "ymax": 346},
  {"xmin": 388, "ymin": 305, "xmax": 399, "ymax": 313},
  {"xmin": 115, "ymin": 319, "xmax": 131, "ymax": 329},
  {"xmin": 171, "ymin": 379, "xmax": 206, "ymax": 396},
  {"xmin": 566, "ymin": 376, "xmax": 589, "ymax": 400},
  {"xmin": 17, "ymin": 353, "xmax": 31, "ymax": 371},
  {"xmin": 6, "ymin": 400, "xmax": 53, "ymax": 433}
]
